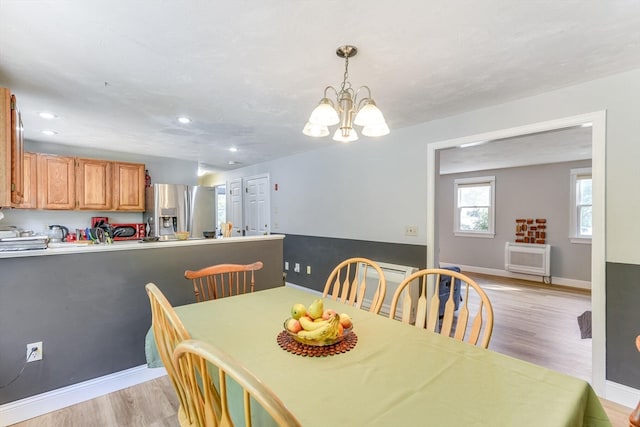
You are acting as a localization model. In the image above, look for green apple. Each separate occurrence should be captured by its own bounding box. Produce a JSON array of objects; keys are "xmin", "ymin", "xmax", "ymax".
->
[
  {"xmin": 290, "ymin": 303, "xmax": 306, "ymax": 320},
  {"xmin": 307, "ymin": 299, "xmax": 324, "ymax": 320}
]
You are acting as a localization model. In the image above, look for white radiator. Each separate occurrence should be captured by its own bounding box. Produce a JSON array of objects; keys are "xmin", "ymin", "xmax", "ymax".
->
[
  {"xmin": 505, "ymin": 242, "xmax": 551, "ymax": 277},
  {"xmin": 360, "ymin": 261, "xmax": 418, "ymax": 319}
]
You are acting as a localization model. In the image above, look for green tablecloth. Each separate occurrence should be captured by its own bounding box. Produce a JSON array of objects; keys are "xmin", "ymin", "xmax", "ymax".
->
[{"xmin": 146, "ymin": 286, "xmax": 611, "ymax": 427}]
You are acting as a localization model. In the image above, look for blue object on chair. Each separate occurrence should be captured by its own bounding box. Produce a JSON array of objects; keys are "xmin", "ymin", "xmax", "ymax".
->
[{"xmin": 438, "ymin": 266, "xmax": 462, "ymax": 316}]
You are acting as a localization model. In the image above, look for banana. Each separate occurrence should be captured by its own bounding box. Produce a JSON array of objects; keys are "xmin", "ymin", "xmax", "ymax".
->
[
  {"xmin": 296, "ymin": 314, "xmax": 341, "ymax": 343},
  {"xmin": 299, "ymin": 315, "xmax": 329, "ymax": 331}
]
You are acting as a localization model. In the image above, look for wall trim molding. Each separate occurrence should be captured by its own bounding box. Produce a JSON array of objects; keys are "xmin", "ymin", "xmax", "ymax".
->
[
  {"xmin": 605, "ymin": 380, "xmax": 640, "ymax": 409},
  {"xmin": 439, "ymin": 262, "xmax": 592, "ymax": 290},
  {"xmin": 0, "ymin": 365, "xmax": 167, "ymax": 426}
]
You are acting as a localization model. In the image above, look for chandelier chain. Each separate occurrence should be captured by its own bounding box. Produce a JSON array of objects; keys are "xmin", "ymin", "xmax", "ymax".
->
[{"xmin": 340, "ymin": 55, "xmax": 351, "ymax": 94}]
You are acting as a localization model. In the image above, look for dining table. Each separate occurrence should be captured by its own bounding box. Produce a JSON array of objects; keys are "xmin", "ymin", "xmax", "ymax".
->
[{"xmin": 145, "ymin": 285, "xmax": 611, "ymax": 426}]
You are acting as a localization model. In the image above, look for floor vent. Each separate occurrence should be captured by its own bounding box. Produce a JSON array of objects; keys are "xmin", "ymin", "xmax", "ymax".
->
[{"xmin": 505, "ymin": 242, "xmax": 551, "ymax": 277}]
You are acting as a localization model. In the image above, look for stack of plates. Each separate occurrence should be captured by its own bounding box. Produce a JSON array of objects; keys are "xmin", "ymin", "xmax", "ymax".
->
[{"xmin": 0, "ymin": 236, "xmax": 48, "ymax": 251}]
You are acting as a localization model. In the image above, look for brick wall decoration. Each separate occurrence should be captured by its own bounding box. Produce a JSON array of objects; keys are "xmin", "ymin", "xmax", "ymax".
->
[{"xmin": 515, "ymin": 218, "xmax": 547, "ymax": 244}]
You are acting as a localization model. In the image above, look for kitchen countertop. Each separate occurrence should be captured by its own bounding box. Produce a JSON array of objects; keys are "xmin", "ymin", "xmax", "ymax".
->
[{"xmin": 0, "ymin": 234, "xmax": 284, "ymax": 259}]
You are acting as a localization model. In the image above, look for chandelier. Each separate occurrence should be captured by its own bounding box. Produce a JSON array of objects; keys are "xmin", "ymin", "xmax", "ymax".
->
[{"xmin": 302, "ymin": 45, "xmax": 390, "ymax": 142}]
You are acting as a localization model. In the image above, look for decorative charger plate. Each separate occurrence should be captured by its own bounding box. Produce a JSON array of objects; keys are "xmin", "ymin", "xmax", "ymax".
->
[{"xmin": 276, "ymin": 330, "xmax": 357, "ymax": 357}]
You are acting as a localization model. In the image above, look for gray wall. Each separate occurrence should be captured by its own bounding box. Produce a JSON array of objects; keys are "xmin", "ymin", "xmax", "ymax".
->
[
  {"xmin": 438, "ymin": 160, "xmax": 592, "ymax": 282},
  {"xmin": 282, "ymin": 234, "xmax": 426, "ymax": 292},
  {"xmin": 0, "ymin": 238, "xmax": 283, "ymax": 404},
  {"xmin": 606, "ymin": 262, "xmax": 640, "ymax": 389}
]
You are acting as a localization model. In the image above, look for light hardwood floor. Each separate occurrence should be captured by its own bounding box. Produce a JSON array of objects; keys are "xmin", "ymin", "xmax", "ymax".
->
[{"xmin": 10, "ymin": 274, "xmax": 634, "ymax": 426}]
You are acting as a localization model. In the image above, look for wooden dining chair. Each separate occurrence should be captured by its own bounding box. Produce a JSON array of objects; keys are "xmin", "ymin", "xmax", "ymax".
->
[
  {"xmin": 323, "ymin": 257, "xmax": 387, "ymax": 314},
  {"xmin": 145, "ymin": 283, "xmax": 194, "ymax": 427},
  {"xmin": 173, "ymin": 339, "xmax": 302, "ymax": 427},
  {"xmin": 630, "ymin": 335, "xmax": 640, "ymax": 427},
  {"xmin": 388, "ymin": 268, "xmax": 494, "ymax": 348},
  {"xmin": 184, "ymin": 261, "xmax": 264, "ymax": 302}
]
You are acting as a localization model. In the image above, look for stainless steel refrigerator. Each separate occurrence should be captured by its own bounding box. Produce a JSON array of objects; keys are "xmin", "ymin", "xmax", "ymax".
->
[{"xmin": 143, "ymin": 184, "xmax": 217, "ymax": 240}]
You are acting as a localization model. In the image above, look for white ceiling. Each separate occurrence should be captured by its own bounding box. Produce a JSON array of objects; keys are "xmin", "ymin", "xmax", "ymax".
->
[
  {"xmin": 1, "ymin": 1, "xmax": 639, "ymax": 173},
  {"xmin": 439, "ymin": 125, "xmax": 593, "ymax": 175}
]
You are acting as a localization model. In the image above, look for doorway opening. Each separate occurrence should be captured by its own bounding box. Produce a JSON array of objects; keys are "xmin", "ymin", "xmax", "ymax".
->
[
  {"xmin": 426, "ymin": 111, "xmax": 606, "ymax": 394},
  {"xmin": 216, "ymin": 184, "xmax": 227, "ymax": 227}
]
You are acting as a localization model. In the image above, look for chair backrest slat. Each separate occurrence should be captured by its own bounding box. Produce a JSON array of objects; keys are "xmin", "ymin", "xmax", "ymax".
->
[
  {"xmin": 185, "ymin": 262, "xmax": 264, "ymax": 302},
  {"xmin": 145, "ymin": 283, "xmax": 196, "ymax": 425},
  {"xmin": 388, "ymin": 268, "xmax": 494, "ymax": 349},
  {"xmin": 173, "ymin": 339, "xmax": 303, "ymax": 427},
  {"xmin": 322, "ymin": 257, "xmax": 387, "ymax": 314}
]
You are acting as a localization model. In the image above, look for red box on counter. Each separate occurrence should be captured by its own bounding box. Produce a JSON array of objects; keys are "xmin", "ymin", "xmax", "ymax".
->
[{"xmin": 111, "ymin": 223, "xmax": 145, "ymax": 240}]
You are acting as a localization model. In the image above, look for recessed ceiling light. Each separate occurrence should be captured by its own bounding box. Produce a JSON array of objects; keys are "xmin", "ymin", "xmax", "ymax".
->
[
  {"xmin": 459, "ymin": 140, "xmax": 487, "ymax": 148},
  {"xmin": 41, "ymin": 130, "xmax": 58, "ymax": 136},
  {"xmin": 177, "ymin": 116, "xmax": 192, "ymax": 124},
  {"xmin": 39, "ymin": 112, "xmax": 57, "ymax": 119},
  {"xmin": 228, "ymin": 160, "xmax": 238, "ymax": 165},
  {"xmin": 229, "ymin": 147, "xmax": 238, "ymax": 152}
]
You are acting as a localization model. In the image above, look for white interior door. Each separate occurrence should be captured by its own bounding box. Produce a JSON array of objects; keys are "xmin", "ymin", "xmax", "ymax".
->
[
  {"xmin": 228, "ymin": 178, "xmax": 243, "ymax": 236},
  {"xmin": 244, "ymin": 174, "xmax": 270, "ymax": 236}
]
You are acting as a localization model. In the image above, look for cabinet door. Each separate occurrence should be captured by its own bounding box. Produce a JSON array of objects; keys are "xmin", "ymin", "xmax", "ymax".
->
[
  {"xmin": 10, "ymin": 95, "xmax": 24, "ymax": 204},
  {"xmin": 37, "ymin": 154, "xmax": 75, "ymax": 210},
  {"xmin": 0, "ymin": 88, "xmax": 13, "ymax": 206},
  {"xmin": 17, "ymin": 152, "xmax": 37, "ymax": 209},
  {"xmin": 113, "ymin": 162, "xmax": 145, "ymax": 211},
  {"xmin": 76, "ymin": 157, "xmax": 113, "ymax": 210}
]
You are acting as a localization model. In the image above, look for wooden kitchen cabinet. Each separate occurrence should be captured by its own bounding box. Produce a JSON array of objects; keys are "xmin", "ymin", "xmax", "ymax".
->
[
  {"xmin": 27, "ymin": 153, "xmax": 144, "ymax": 211},
  {"xmin": 0, "ymin": 87, "xmax": 25, "ymax": 207},
  {"xmin": 17, "ymin": 152, "xmax": 37, "ymax": 209},
  {"xmin": 113, "ymin": 161, "xmax": 145, "ymax": 211},
  {"xmin": 76, "ymin": 157, "xmax": 112, "ymax": 210},
  {"xmin": 37, "ymin": 154, "xmax": 75, "ymax": 210}
]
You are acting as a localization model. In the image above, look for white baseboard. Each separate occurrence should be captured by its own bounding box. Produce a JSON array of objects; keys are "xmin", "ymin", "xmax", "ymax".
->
[
  {"xmin": 606, "ymin": 380, "xmax": 640, "ymax": 409},
  {"xmin": 0, "ymin": 365, "xmax": 167, "ymax": 426},
  {"xmin": 439, "ymin": 262, "xmax": 592, "ymax": 290}
]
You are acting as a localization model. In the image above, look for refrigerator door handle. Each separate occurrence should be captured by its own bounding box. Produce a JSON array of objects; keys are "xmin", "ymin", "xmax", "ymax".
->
[{"xmin": 185, "ymin": 187, "xmax": 191, "ymax": 233}]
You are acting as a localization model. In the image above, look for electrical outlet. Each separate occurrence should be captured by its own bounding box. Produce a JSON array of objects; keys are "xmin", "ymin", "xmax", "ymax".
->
[
  {"xmin": 294, "ymin": 263, "xmax": 300, "ymax": 273},
  {"xmin": 27, "ymin": 341, "xmax": 42, "ymax": 362},
  {"xmin": 284, "ymin": 261, "xmax": 289, "ymax": 270},
  {"xmin": 405, "ymin": 225, "xmax": 418, "ymax": 236},
  {"xmin": 306, "ymin": 265, "xmax": 311, "ymax": 275}
]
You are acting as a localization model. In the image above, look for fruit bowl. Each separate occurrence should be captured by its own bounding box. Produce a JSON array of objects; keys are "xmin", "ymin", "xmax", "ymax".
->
[
  {"xmin": 283, "ymin": 318, "xmax": 353, "ymax": 347},
  {"xmin": 174, "ymin": 231, "xmax": 190, "ymax": 240}
]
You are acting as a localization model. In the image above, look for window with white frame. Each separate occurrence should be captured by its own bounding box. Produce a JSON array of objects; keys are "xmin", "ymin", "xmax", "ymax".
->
[
  {"xmin": 454, "ymin": 176, "xmax": 495, "ymax": 237},
  {"xmin": 570, "ymin": 167, "xmax": 592, "ymax": 243}
]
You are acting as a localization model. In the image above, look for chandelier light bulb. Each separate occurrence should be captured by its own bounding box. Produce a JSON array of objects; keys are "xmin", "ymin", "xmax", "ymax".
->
[
  {"xmin": 302, "ymin": 121, "xmax": 330, "ymax": 137},
  {"xmin": 308, "ymin": 98, "xmax": 339, "ymax": 126},
  {"xmin": 353, "ymin": 100, "xmax": 385, "ymax": 126},
  {"xmin": 332, "ymin": 128, "xmax": 358, "ymax": 143},
  {"xmin": 362, "ymin": 121, "xmax": 390, "ymax": 137}
]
